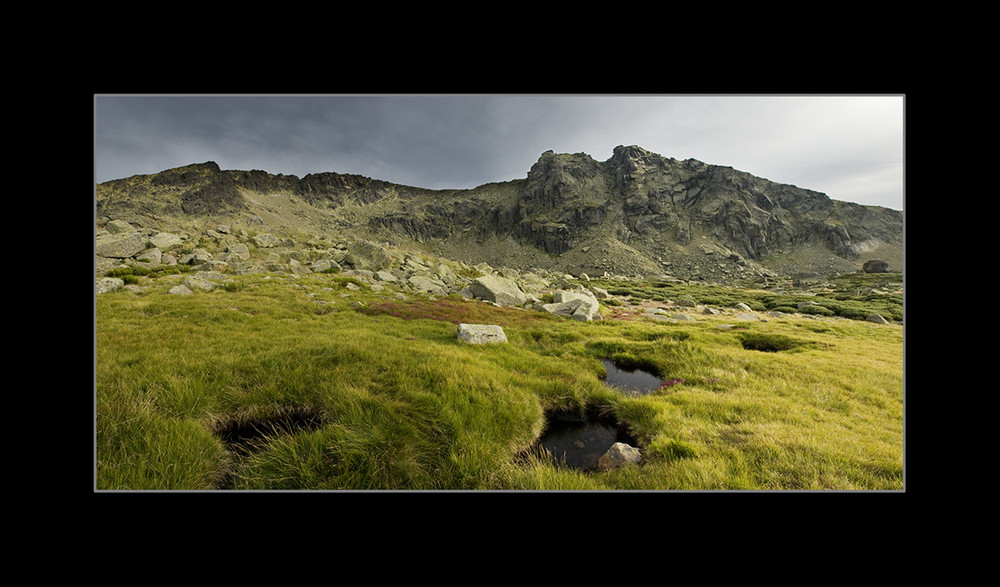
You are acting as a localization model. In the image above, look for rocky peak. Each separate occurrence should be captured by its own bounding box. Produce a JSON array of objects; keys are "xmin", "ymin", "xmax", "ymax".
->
[
  {"xmin": 526, "ymin": 150, "xmax": 603, "ymax": 186},
  {"xmin": 150, "ymin": 161, "xmax": 223, "ymax": 187},
  {"xmin": 523, "ymin": 150, "xmax": 607, "ymax": 210},
  {"xmin": 608, "ymin": 144, "xmax": 658, "ymax": 171}
]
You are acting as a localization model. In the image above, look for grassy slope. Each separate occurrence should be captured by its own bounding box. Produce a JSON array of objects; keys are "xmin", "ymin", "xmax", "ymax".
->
[{"xmin": 95, "ymin": 273, "xmax": 903, "ymax": 491}]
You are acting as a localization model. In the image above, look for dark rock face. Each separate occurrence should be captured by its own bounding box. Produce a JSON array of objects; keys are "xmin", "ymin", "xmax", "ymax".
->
[
  {"xmin": 293, "ymin": 172, "xmax": 412, "ymax": 206},
  {"xmin": 863, "ymin": 259, "xmax": 891, "ymax": 273},
  {"xmin": 97, "ymin": 161, "xmax": 247, "ymax": 218}
]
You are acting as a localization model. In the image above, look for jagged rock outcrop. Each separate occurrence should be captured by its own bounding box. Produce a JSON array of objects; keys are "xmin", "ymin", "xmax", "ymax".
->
[{"xmin": 95, "ymin": 146, "xmax": 903, "ymax": 283}]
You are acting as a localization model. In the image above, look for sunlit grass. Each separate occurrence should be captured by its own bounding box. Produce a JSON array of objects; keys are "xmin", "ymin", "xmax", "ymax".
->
[{"xmin": 95, "ymin": 273, "xmax": 904, "ymax": 491}]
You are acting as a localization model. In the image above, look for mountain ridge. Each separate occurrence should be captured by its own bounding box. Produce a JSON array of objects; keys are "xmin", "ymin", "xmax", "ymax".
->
[{"xmin": 95, "ymin": 145, "xmax": 903, "ymax": 283}]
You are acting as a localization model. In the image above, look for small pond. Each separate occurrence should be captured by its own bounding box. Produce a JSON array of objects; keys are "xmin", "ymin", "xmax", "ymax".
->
[
  {"xmin": 536, "ymin": 418, "xmax": 621, "ymax": 470},
  {"xmin": 535, "ymin": 411, "xmax": 637, "ymax": 471},
  {"xmin": 601, "ymin": 359, "xmax": 663, "ymax": 396}
]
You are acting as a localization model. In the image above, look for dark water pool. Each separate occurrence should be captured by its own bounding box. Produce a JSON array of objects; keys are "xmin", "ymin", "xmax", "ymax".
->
[
  {"xmin": 601, "ymin": 359, "xmax": 663, "ymax": 396},
  {"xmin": 536, "ymin": 417, "xmax": 625, "ymax": 471}
]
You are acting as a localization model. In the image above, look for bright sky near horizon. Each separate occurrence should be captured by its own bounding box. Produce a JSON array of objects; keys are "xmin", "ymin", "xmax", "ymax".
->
[{"xmin": 95, "ymin": 94, "xmax": 904, "ymax": 211}]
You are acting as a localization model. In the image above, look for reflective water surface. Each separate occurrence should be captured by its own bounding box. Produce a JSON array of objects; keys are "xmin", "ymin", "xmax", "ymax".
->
[
  {"xmin": 601, "ymin": 359, "xmax": 663, "ymax": 396},
  {"xmin": 536, "ymin": 417, "xmax": 623, "ymax": 471}
]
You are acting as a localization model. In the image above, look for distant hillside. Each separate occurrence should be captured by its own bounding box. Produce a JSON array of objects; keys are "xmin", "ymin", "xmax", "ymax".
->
[{"xmin": 95, "ymin": 146, "xmax": 903, "ymax": 282}]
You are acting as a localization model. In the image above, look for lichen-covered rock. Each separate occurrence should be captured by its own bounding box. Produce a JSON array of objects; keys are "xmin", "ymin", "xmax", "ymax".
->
[
  {"xmin": 135, "ymin": 247, "xmax": 162, "ymax": 264},
  {"xmin": 344, "ymin": 240, "xmax": 396, "ymax": 271},
  {"xmin": 468, "ymin": 275, "xmax": 527, "ymax": 307},
  {"xmin": 96, "ymin": 232, "xmax": 145, "ymax": 259},
  {"xmin": 105, "ymin": 219, "xmax": 135, "ymax": 234},
  {"xmin": 96, "ymin": 277, "xmax": 124, "ymax": 294},
  {"xmin": 866, "ymin": 313, "xmax": 891, "ymax": 324},
  {"xmin": 183, "ymin": 275, "xmax": 217, "ymax": 292},
  {"xmin": 543, "ymin": 290, "xmax": 601, "ymax": 321},
  {"xmin": 149, "ymin": 232, "xmax": 183, "ymax": 251},
  {"xmin": 408, "ymin": 275, "xmax": 447, "ymax": 296},
  {"xmin": 374, "ymin": 270, "xmax": 399, "ymax": 283},
  {"xmin": 596, "ymin": 442, "xmax": 642, "ymax": 471},
  {"xmin": 221, "ymin": 243, "xmax": 251, "ymax": 262},
  {"xmin": 456, "ymin": 323, "xmax": 508, "ymax": 344},
  {"xmin": 252, "ymin": 233, "xmax": 280, "ymax": 248}
]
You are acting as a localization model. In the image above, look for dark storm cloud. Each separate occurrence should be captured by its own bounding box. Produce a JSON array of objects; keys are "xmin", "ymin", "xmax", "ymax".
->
[{"xmin": 95, "ymin": 94, "xmax": 904, "ymax": 210}]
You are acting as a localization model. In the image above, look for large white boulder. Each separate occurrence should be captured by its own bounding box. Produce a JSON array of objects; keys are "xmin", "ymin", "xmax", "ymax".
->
[
  {"xmin": 468, "ymin": 275, "xmax": 527, "ymax": 307},
  {"xmin": 456, "ymin": 323, "xmax": 508, "ymax": 344}
]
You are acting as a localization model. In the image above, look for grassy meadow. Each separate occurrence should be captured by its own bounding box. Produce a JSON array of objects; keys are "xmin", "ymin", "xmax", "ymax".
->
[{"xmin": 94, "ymin": 272, "xmax": 904, "ymax": 491}]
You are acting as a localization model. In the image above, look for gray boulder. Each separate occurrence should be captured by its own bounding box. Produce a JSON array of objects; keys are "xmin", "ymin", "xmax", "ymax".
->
[
  {"xmin": 468, "ymin": 275, "xmax": 527, "ymax": 307},
  {"xmin": 543, "ymin": 290, "xmax": 601, "ymax": 321},
  {"xmin": 408, "ymin": 275, "xmax": 447, "ymax": 296},
  {"xmin": 866, "ymin": 313, "xmax": 891, "ymax": 324},
  {"xmin": 136, "ymin": 247, "xmax": 162, "ymax": 264},
  {"xmin": 194, "ymin": 270, "xmax": 229, "ymax": 282},
  {"xmin": 96, "ymin": 277, "xmax": 124, "ymax": 294},
  {"xmin": 596, "ymin": 442, "xmax": 642, "ymax": 471},
  {"xmin": 345, "ymin": 240, "xmax": 395, "ymax": 271},
  {"xmin": 456, "ymin": 323, "xmax": 508, "ymax": 344},
  {"xmin": 863, "ymin": 260, "xmax": 890, "ymax": 273},
  {"xmin": 230, "ymin": 263, "xmax": 266, "ymax": 275},
  {"xmin": 222, "ymin": 243, "xmax": 251, "ymax": 262},
  {"xmin": 105, "ymin": 219, "xmax": 135, "ymax": 234},
  {"xmin": 96, "ymin": 232, "xmax": 145, "ymax": 259},
  {"xmin": 189, "ymin": 249, "xmax": 213, "ymax": 265},
  {"xmin": 309, "ymin": 260, "xmax": 336, "ymax": 273},
  {"xmin": 252, "ymin": 233, "xmax": 280, "ymax": 248},
  {"xmin": 149, "ymin": 232, "xmax": 183, "ymax": 251},
  {"xmin": 341, "ymin": 269, "xmax": 376, "ymax": 283},
  {"xmin": 200, "ymin": 260, "xmax": 227, "ymax": 272},
  {"xmin": 183, "ymin": 276, "xmax": 216, "ymax": 292}
]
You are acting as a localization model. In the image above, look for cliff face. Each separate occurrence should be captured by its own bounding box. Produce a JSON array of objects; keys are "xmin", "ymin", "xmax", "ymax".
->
[{"xmin": 95, "ymin": 146, "xmax": 903, "ymax": 281}]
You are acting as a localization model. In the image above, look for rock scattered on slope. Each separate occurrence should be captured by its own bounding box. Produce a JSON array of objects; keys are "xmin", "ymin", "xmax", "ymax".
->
[
  {"xmin": 456, "ymin": 323, "xmax": 508, "ymax": 344},
  {"xmin": 467, "ymin": 275, "xmax": 528, "ymax": 307},
  {"xmin": 96, "ymin": 277, "xmax": 124, "ymax": 294},
  {"xmin": 540, "ymin": 289, "xmax": 602, "ymax": 322}
]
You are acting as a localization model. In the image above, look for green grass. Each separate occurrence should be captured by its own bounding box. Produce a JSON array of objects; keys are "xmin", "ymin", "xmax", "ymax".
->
[
  {"xmin": 95, "ymin": 272, "xmax": 904, "ymax": 491},
  {"xmin": 593, "ymin": 277, "xmax": 903, "ymax": 322}
]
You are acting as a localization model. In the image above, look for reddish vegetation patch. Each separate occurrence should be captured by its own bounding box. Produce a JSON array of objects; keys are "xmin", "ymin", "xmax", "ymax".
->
[{"xmin": 360, "ymin": 297, "xmax": 556, "ymax": 326}]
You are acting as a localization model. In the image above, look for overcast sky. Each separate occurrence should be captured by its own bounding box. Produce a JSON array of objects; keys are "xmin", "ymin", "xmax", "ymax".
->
[{"xmin": 94, "ymin": 94, "xmax": 904, "ymax": 211}]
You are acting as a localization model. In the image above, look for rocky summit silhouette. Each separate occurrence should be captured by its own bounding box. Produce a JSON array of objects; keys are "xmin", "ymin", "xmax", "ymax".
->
[{"xmin": 95, "ymin": 145, "xmax": 903, "ymax": 283}]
